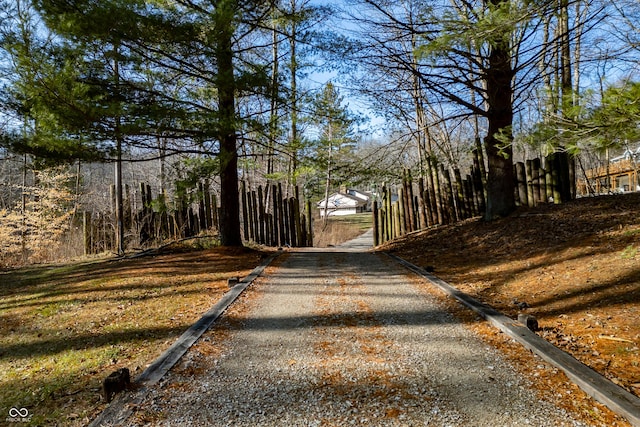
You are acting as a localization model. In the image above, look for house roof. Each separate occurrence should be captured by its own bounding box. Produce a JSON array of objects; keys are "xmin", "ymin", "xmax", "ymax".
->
[
  {"xmin": 345, "ymin": 189, "xmax": 372, "ymax": 201},
  {"xmin": 317, "ymin": 192, "xmax": 367, "ymax": 209}
]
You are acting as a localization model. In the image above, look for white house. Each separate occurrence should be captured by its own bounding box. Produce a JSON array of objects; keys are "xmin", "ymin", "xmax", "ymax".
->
[{"xmin": 317, "ymin": 190, "xmax": 370, "ymax": 217}]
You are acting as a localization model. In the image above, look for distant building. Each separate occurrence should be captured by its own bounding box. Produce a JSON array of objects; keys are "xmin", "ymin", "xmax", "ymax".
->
[
  {"xmin": 317, "ymin": 188, "xmax": 372, "ymax": 217},
  {"xmin": 578, "ymin": 148, "xmax": 640, "ymax": 195}
]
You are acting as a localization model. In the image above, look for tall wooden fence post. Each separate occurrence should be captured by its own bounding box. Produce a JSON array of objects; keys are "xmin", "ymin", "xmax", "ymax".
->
[
  {"xmin": 515, "ymin": 162, "xmax": 527, "ymax": 207},
  {"xmin": 258, "ymin": 186, "xmax": 265, "ymax": 244},
  {"xmin": 417, "ymin": 177, "xmax": 428, "ymax": 229},
  {"xmin": 293, "ymin": 193, "xmax": 302, "ymax": 247},
  {"xmin": 398, "ymin": 187, "xmax": 406, "ymax": 236},
  {"xmin": 531, "ymin": 158, "xmax": 541, "ymax": 206},
  {"xmin": 306, "ymin": 199, "xmax": 313, "ymax": 247},
  {"xmin": 241, "ymin": 181, "xmax": 249, "ymax": 241},
  {"xmin": 288, "ymin": 198, "xmax": 297, "ymax": 247},
  {"xmin": 373, "ymin": 201, "xmax": 379, "ymax": 247},
  {"xmin": 454, "ymin": 169, "xmax": 466, "ymax": 220},
  {"xmin": 272, "ymin": 184, "xmax": 280, "ymax": 246},
  {"xmin": 277, "ymin": 184, "xmax": 286, "ymax": 246},
  {"xmin": 526, "ymin": 159, "xmax": 535, "ymax": 207}
]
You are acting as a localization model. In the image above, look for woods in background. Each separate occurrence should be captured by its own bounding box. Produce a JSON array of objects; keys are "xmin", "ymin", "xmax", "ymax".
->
[{"xmin": 2, "ymin": 0, "xmax": 640, "ymax": 266}]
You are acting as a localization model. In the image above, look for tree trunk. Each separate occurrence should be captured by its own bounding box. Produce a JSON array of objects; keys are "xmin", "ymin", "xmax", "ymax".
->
[
  {"xmin": 322, "ymin": 139, "xmax": 332, "ymax": 226},
  {"xmin": 288, "ymin": 0, "xmax": 300, "ymax": 190},
  {"xmin": 483, "ymin": 0, "xmax": 515, "ymax": 220},
  {"xmin": 216, "ymin": 0, "xmax": 242, "ymax": 247},
  {"xmin": 322, "ymin": 115, "xmax": 334, "ymax": 226},
  {"xmin": 559, "ymin": 0, "xmax": 576, "ymax": 201},
  {"xmin": 113, "ymin": 42, "xmax": 125, "ymax": 256},
  {"xmin": 265, "ymin": 2, "xmax": 279, "ymax": 209}
]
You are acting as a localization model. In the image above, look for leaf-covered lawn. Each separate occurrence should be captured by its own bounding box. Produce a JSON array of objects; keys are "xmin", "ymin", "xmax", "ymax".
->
[
  {"xmin": 385, "ymin": 192, "xmax": 640, "ymax": 426},
  {"xmin": 0, "ymin": 245, "xmax": 264, "ymax": 425}
]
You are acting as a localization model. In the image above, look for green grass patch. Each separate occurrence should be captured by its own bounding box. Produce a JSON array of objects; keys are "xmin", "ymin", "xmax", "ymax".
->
[
  {"xmin": 621, "ymin": 227, "xmax": 640, "ymax": 238},
  {"xmin": 621, "ymin": 245, "xmax": 637, "ymax": 259}
]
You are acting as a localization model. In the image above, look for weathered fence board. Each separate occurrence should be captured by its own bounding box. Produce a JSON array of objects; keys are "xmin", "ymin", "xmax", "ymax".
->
[
  {"xmin": 513, "ymin": 156, "xmax": 575, "ymax": 207},
  {"xmin": 374, "ymin": 155, "xmax": 577, "ymax": 246},
  {"xmin": 83, "ymin": 178, "xmax": 314, "ymax": 254},
  {"xmin": 375, "ymin": 159, "xmax": 486, "ymax": 246},
  {"xmin": 240, "ymin": 182, "xmax": 312, "ymax": 248}
]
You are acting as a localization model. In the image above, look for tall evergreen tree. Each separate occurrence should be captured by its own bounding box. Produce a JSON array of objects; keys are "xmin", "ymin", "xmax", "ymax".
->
[
  {"xmin": 213, "ymin": 0, "xmax": 243, "ymax": 246},
  {"xmin": 309, "ymin": 82, "xmax": 357, "ymax": 219},
  {"xmin": 9, "ymin": 0, "xmax": 281, "ymax": 247}
]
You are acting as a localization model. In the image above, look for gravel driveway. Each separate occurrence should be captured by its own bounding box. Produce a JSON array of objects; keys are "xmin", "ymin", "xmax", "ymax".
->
[{"xmin": 127, "ymin": 233, "xmax": 588, "ymax": 426}]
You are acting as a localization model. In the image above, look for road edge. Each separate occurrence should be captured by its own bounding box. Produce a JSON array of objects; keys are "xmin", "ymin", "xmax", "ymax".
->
[
  {"xmin": 386, "ymin": 252, "xmax": 640, "ymax": 427},
  {"xmin": 88, "ymin": 251, "xmax": 281, "ymax": 427}
]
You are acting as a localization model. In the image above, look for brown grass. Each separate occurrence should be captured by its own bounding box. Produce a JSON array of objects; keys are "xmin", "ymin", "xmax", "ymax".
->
[
  {"xmin": 383, "ymin": 192, "xmax": 640, "ymax": 426},
  {"xmin": 0, "ymin": 243, "xmax": 265, "ymax": 425},
  {"xmin": 15, "ymin": 199, "xmax": 635, "ymax": 425},
  {"xmin": 312, "ymin": 213, "xmax": 372, "ymax": 247}
]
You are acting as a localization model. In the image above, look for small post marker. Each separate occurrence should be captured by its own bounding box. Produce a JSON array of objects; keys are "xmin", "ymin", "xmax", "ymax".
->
[{"xmin": 517, "ymin": 314, "xmax": 539, "ymax": 332}]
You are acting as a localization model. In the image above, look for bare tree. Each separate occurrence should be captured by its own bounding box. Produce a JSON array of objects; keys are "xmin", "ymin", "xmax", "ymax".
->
[{"xmin": 340, "ymin": 0, "xmax": 606, "ymax": 219}]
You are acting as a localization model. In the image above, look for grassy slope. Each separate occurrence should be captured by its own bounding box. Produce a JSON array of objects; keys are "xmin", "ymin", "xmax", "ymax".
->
[
  {"xmin": 0, "ymin": 216, "xmax": 372, "ymax": 426},
  {"xmin": 383, "ymin": 192, "xmax": 640, "ymax": 425},
  {"xmin": 9, "ymin": 198, "xmax": 638, "ymax": 426},
  {"xmin": 0, "ymin": 245, "xmax": 264, "ymax": 425}
]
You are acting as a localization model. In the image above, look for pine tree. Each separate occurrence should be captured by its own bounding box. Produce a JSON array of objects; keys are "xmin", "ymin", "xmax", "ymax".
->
[
  {"xmin": 7, "ymin": 0, "xmax": 281, "ymax": 247},
  {"xmin": 309, "ymin": 82, "xmax": 358, "ymax": 221}
]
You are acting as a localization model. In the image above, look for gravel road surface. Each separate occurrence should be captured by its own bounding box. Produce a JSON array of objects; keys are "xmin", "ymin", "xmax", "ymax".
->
[{"xmin": 128, "ymin": 232, "xmax": 588, "ymax": 426}]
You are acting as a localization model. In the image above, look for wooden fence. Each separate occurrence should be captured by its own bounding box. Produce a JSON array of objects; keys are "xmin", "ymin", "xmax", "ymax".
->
[
  {"xmin": 81, "ymin": 155, "xmax": 570, "ymax": 253},
  {"xmin": 82, "ymin": 182, "xmax": 220, "ymax": 255},
  {"xmin": 240, "ymin": 182, "xmax": 313, "ymax": 248},
  {"xmin": 374, "ymin": 150, "xmax": 486, "ymax": 246},
  {"xmin": 374, "ymin": 153, "xmax": 574, "ymax": 246},
  {"xmin": 513, "ymin": 152, "xmax": 574, "ymax": 207},
  {"xmin": 82, "ymin": 180, "xmax": 312, "ymax": 255}
]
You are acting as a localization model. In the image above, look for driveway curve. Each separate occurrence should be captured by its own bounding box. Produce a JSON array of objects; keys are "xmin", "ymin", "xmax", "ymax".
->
[{"xmin": 127, "ymin": 231, "xmax": 588, "ymax": 426}]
